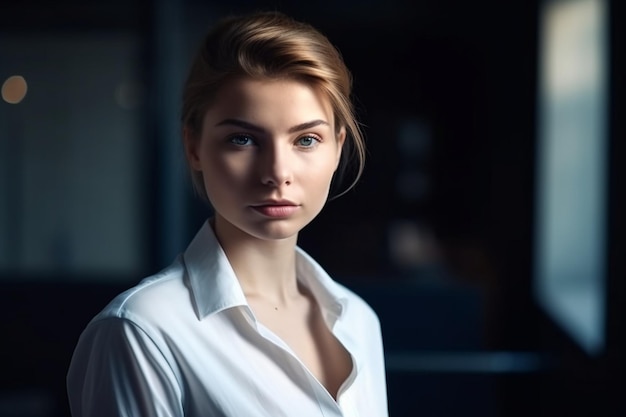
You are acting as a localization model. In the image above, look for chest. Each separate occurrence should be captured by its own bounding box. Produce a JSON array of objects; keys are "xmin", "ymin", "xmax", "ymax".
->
[
  {"xmin": 259, "ymin": 305, "xmax": 354, "ymax": 400},
  {"xmin": 264, "ymin": 313, "xmax": 353, "ymax": 399},
  {"xmin": 169, "ymin": 309, "xmax": 358, "ymax": 417}
]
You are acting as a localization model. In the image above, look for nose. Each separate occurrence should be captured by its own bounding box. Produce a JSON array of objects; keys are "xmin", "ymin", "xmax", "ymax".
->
[{"xmin": 259, "ymin": 143, "xmax": 293, "ymax": 187}]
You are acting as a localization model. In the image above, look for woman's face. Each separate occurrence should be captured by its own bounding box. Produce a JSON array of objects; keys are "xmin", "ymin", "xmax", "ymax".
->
[{"xmin": 185, "ymin": 77, "xmax": 345, "ymax": 242}]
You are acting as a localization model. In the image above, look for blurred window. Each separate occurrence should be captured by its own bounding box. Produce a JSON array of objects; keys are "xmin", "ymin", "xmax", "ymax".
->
[{"xmin": 0, "ymin": 34, "xmax": 146, "ymax": 279}]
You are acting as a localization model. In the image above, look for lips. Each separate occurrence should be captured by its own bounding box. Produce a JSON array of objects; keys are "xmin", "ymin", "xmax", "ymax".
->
[{"xmin": 250, "ymin": 200, "xmax": 300, "ymax": 218}]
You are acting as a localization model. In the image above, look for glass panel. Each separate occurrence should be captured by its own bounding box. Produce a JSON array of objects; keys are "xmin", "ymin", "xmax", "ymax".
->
[{"xmin": 535, "ymin": 0, "xmax": 608, "ymax": 355}]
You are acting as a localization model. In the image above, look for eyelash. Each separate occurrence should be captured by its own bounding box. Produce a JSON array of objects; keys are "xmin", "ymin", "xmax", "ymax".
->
[
  {"xmin": 228, "ymin": 134, "xmax": 255, "ymax": 147},
  {"xmin": 296, "ymin": 135, "xmax": 322, "ymax": 148},
  {"xmin": 227, "ymin": 134, "xmax": 323, "ymax": 148}
]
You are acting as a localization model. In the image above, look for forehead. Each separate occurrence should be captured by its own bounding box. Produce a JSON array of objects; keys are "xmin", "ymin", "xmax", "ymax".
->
[{"xmin": 202, "ymin": 77, "xmax": 335, "ymax": 127}]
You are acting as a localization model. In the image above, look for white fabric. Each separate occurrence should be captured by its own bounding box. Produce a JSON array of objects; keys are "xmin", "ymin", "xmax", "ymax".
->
[{"xmin": 67, "ymin": 221, "xmax": 388, "ymax": 417}]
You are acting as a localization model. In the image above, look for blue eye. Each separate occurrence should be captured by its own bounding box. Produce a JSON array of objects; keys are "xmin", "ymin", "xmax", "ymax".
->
[
  {"xmin": 297, "ymin": 136, "xmax": 319, "ymax": 147},
  {"xmin": 229, "ymin": 135, "xmax": 255, "ymax": 146}
]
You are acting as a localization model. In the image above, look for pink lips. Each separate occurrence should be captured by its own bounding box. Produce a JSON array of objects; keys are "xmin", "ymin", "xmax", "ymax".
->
[{"xmin": 250, "ymin": 201, "xmax": 299, "ymax": 218}]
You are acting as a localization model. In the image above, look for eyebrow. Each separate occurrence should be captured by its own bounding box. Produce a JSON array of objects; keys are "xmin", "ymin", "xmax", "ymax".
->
[{"xmin": 215, "ymin": 118, "xmax": 329, "ymax": 134}]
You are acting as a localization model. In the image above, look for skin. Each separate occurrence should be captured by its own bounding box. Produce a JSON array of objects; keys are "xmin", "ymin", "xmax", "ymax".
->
[{"xmin": 184, "ymin": 77, "xmax": 351, "ymax": 399}]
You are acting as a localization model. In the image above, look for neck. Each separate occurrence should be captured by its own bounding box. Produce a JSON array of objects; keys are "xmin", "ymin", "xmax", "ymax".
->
[{"xmin": 212, "ymin": 216, "xmax": 300, "ymax": 305}]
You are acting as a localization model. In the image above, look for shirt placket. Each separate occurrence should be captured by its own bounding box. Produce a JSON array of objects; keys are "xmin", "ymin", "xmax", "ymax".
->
[{"xmin": 252, "ymin": 320, "xmax": 346, "ymax": 417}]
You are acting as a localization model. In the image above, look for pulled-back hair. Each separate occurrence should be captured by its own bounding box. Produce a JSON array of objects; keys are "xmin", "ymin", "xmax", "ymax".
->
[{"xmin": 182, "ymin": 11, "xmax": 365, "ymax": 199}]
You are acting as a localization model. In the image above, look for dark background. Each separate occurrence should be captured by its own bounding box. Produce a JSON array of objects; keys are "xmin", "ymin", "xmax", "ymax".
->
[{"xmin": 0, "ymin": 0, "xmax": 624, "ymax": 416}]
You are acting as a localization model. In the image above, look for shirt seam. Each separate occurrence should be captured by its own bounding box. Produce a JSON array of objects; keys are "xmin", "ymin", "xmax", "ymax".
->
[{"xmin": 111, "ymin": 264, "xmax": 181, "ymax": 317}]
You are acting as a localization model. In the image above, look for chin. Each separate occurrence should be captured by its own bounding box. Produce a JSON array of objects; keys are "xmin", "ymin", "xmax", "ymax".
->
[{"xmin": 244, "ymin": 218, "xmax": 312, "ymax": 241}]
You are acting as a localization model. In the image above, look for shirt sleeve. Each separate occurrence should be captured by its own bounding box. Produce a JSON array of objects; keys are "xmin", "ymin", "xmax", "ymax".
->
[{"xmin": 67, "ymin": 317, "xmax": 184, "ymax": 417}]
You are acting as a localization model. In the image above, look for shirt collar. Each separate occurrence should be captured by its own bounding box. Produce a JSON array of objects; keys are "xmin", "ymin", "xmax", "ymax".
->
[
  {"xmin": 183, "ymin": 220, "xmax": 349, "ymax": 321},
  {"xmin": 183, "ymin": 221, "xmax": 248, "ymax": 320},
  {"xmin": 295, "ymin": 247, "xmax": 348, "ymax": 319}
]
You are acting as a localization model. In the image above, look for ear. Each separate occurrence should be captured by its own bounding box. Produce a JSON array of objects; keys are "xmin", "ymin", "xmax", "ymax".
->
[
  {"xmin": 183, "ymin": 126, "xmax": 202, "ymax": 171},
  {"xmin": 335, "ymin": 127, "xmax": 346, "ymax": 169}
]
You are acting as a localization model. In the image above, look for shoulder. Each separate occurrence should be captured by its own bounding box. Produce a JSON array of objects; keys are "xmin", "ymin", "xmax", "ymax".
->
[{"xmin": 90, "ymin": 256, "xmax": 194, "ymax": 331}]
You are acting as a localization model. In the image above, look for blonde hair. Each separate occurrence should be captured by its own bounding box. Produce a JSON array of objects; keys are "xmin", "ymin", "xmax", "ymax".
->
[{"xmin": 182, "ymin": 11, "xmax": 365, "ymax": 199}]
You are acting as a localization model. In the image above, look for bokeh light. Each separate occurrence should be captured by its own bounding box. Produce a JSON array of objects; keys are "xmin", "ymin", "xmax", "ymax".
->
[{"xmin": 1, "ymin": 75, "xmax": 28, "ymax": 104}]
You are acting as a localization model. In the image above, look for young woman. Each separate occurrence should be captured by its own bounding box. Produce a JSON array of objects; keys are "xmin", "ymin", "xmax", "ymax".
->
[{"xmin": 67, "ymin": 11, "xmax": 388, "ymax": 417}]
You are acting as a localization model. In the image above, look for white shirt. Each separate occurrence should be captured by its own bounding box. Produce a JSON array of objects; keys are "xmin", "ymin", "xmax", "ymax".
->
[{"xmin": 67, "ymin": 221, "xmax": 388, "ymax": 417}]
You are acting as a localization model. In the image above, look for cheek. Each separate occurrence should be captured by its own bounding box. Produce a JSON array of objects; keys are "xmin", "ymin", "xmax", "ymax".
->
[
  {"xmin": 201, "ymin": 153, "xmax": 253, "ymax": 192},
  {"xmin": 306, "ymin": 159, "xmax": 339, "ymax": 193}
]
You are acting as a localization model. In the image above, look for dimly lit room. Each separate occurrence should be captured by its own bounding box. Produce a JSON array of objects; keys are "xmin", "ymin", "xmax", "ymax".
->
[{"xmin": 1, "ymin": 0, "xmax": 624, "ymax": 416}]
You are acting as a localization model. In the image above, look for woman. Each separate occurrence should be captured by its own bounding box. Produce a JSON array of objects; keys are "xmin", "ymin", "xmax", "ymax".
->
[{"xmin": 67, "ymin": 11, "xmax": 387, "ymax": 417}]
